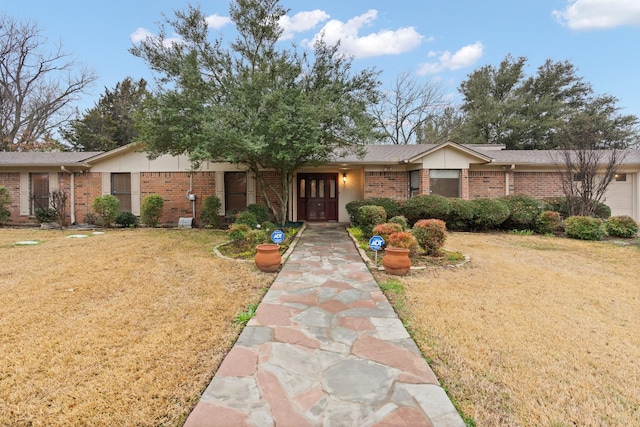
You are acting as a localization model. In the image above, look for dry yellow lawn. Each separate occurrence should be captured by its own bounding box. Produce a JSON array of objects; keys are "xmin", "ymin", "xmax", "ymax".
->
[
  {"xmin": 376, "ymin": 232, "xmax": 640, "ymax": 426},
  {"xmin": 0, "ymin": 228, "xmax": 270, "ymax": 426}
]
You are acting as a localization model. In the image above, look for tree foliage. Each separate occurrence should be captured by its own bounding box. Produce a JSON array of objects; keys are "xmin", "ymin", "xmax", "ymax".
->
[
  {"xmin": 61, "ymin": 77, "xmax": 149, "ymax": 151},
  {"xmin": 131, "ymin": 0, "xmax": 381, "ymax": 224},
  {"xmin": 0, "ymin": 14, "xmax": 97, "ymax": 151}
]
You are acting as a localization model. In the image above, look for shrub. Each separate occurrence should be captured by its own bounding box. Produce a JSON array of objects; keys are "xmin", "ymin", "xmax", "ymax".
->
[
  {"xmin": 386, "ymin": 231, "xmax": 419, "ymax": 256},
  {"xmin": 372, "ymin": 223, "xmax": 403, "ymax": 245},
  {"xmin": 235, "ymin": 210, "xmax": 259, "ymax": 228},
  {"xmin": 345, "ymin": 199, "xmax": 369, "ymax": 225},
  {"xmin": 565, "ymin": 216, "xmax": 605, "ymax": 241},
  {"xmin": 0, "ymin": 186, "xmax": 10, "ymax": 225},
  {"xmin": 200, "ymin": 195, "xmax": 222, "ymax": 228},
  {"xmin": 246, "ymin": 203, "xmax": 270, "ymax": 224},
  {"xmin": 388, "ymin": 215, "xmax": 409, "ymax": 231},
  {"xmin": 605, "ymin": 215, "xmax": 639, "ymax": 238},
  {"xmin": 50, "ymin": 190, "xmax": 69, "ymax": 226},
  {"xmin": 412, "ymin": 219, "xmax": 447, "ymax": 256},
  {"xmin": 246, "ymin": 229, "xmax": 268, "ymax": 245},
  {"xmin": 469, "ymin": 198, "xmax": 510, "ymax": 230},
  {"xmin": 260, "ymin": 221, "xmax": 276, "ymax": 234},
  {"xmin": 92, "ymin": 194, "xmax": 120, "ymax": 227},
  {"xmin": 228, "ymin": 223, "xmax": 251, "ymax": 241},
  {"xmin": 84, "ymin": 212, "xmax": 98, "ymax": 225},
  {"xmin": 358, "ymin": 205, "xmax": 387, "ymax": 238},
  {"xmin": 543, "ymin": 196, "xmax": 611, "ymax": 219},
  {"xmin": 346, "ymin": 198, "xmax": 401, "ymax": 225},
  {"xmin": 34, "ymin": 207, "xmax": 58, "ymax": 224},
  {"xmin": 535, "ymin": 211, "xmax": 562, "ymax": 235},
  {"xmin": 500, "ymin": 194, "xmax": 547, "ymax": 230},
  {"xmin": 115, "ymin": 211, "xmax": 138, "ymax": 228},
  {"xmin": 140, "ymin": 194, "xmax": 164, "ymax": 227},
  {"xmin": 402, "ymin": 194, "xmax": 451, "ymax": 225},
  {"xmin": 447, "ymin": 198, "xmax": 475, "ymax": 231}
]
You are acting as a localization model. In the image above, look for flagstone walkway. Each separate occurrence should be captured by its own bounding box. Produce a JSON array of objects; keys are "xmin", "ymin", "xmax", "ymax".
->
[{"xmin": 184, "ymin": 223, "xmax": 465, "ymax": 426}]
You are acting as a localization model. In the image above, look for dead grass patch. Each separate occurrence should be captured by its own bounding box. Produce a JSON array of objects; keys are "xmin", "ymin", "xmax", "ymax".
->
[
  {"xmin": 0, "ymin": 228, "xmax": 270, "ymax": 426},
  {"xmin": 374, "ymin": 232, "xmax": 640, "ymax": 426}
]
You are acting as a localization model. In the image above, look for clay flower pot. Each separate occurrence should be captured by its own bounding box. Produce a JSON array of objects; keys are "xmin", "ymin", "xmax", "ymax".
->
[
  {"xmin": 382, "ymin": 247, "xmax": 411, "ymax": 276},
  {"xmin": 254, "ymin": 243, "xmax": 281, "ymax": 272}
]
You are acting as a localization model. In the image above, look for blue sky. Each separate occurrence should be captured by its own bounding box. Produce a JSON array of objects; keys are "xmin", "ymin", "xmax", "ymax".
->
[{"xmin": 3, "ymin": 0, "xmax": 640, "ymax": 119}]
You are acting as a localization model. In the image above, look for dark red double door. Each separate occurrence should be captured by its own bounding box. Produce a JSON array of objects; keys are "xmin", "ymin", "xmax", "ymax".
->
[{"xmin": 297, "ymin": 173, "xmax": 338, "ymax": 221}]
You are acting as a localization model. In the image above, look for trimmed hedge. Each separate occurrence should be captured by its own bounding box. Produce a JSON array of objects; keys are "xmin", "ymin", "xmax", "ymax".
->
[
  {"xmin": 543, "ymin": 196, "xmax": 611, "ymax": 219},
  {"xmin": 565, "ymin": 216, "xmax": 605, "ymax": 240},
  {"xmin": 387, "ymin": 231, "xmax": 419, "ymax": 256},
  {"xmin": 358, "ymin": 205, "xmax": 387, "ymax": 238},
  {"xmin": 605, "ymin": 215, "xmax": 638, "ymax": 238},
  {"xmin": 346, "ymin": 198, "xmax": 401, "ymax": 226},
  {"xmin": 447, "ymin": 198, "xmax": 475, "ymax": 231},
  {"xmin": 469, "ymin": 198, "xmax": 510, "ymax": 230},
  {"xmin": 372, "ymin": 222, "xmax": 403, "ymax": 245},
  {"xmin": 402, "ymin": 194, "xmax": 451, "ymax": 225},
  {"xmin": 412, "ymin": 219, "xmax": 447, "ymax": 256},
  {"xmin": 500, "ymin": 194, "xmax": 547, "ymax": 230},
  {"xmin": 140, "ymin": 194, "xmax": 164, "ymax": 227},
  {"xmin": 92, "ymin": 194, "xmax": 120, "ymax": 227},
  {"xmin": 535, "ymin": 211, "xmax": 562, "ymax": 235}
]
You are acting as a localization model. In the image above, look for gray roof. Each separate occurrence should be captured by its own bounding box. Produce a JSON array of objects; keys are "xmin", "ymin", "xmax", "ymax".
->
[
  {"xmin": 479, "ymin": 149, "xmax": 640, "ymax": 165},
  {"xmin": 0, "ymin": 151, "xmax": 102, "ymax": 166}
]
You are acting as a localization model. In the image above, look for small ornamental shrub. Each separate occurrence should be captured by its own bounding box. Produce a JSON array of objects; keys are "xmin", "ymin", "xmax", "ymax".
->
[
  {"xmin": 115, "ymin": 211, "xmax": 138, "ymax": 228},
  {"xmin": 500, "ymin": 194, "xmax": 547, "ymax": 230},
  {"xmin": 605, "ymin": 215, "xmax": 639, "ymax": 238},
  {"xmin": 565, "ymin": 216, "xmax": 605, "ymax": 241},
  {"xmin": 346, "ymin": 198, "xmax": 401, "ymax": 225},
  {"xmin": 386, "ymin": 231, "xmax": 419, "ymax": 256},
  {"xmin": 92, "ymin": 194, "xmax": 120, "ymax": 227},
  {"xmin": 200, "ymin": 195, "xmax": 222, "ymax": 228},
  {"xmin": 140, "ymin": 194, "xmax": 164, "ymax": 227},
  {"xmin": 543, "ymin": 196, "xmax": 611, "ymax": 219},
  {"xmin": 389, "ymin": 216, "xmax": 409, "ymax": 231},
  {"xmin": 0, "ymin": 186, "xmax": 10, "ymax": 225},
  {"xmin": 447, "ymin": 198, "xmax": 475, "ymax": 231},
  {"xmin": 246, "ymin": 229, "xmax": 268, "ymax": 246},
  {"xmin": 535, "ymin": 211, "xmax": 562, "ymax": 235},
  {"xmin": 34, "ymin": 207, "xmax": 58, "ymax": 224},
  {"xmin": 235, "ymin": 210, "xmax": 259, "ymax": 228},
  {"xmin": 246, "ymin": 203, "xmax": 270, "ymax": 224},
  {"xmin": 228, "ymin": 223, "xmax": 251, "ymax": 241},
  {"xmin": 469, "ymin": 198, "xmax": 510, "ymax": 230},
  {"xmin": 593, "ymin": 202, "xmax": 612, "ymax": 220},
  {"xmin": 402, "ymin": 194, "xmax": 451, "ymax": 225},
  {"xmin": 358, "ymin": 205, "xmax": 387, "ymax": 238},
  {"xmin": 372, "ymin": 223, "xmax": 403, "ymax": 245},
  {"xmin": 345, "ymin": 199, "xmax": 369, "ymax": 225},
  {"xmin": 412, "ymin": 219, "xmax": 447, "ymax": 256}
]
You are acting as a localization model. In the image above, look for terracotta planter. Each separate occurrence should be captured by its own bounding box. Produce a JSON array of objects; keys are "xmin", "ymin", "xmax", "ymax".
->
[
  {"xmin": 383, "ymin": 247, "xmax": 411, "ymax": 276},
  {"xmin": 254, "ymin": 243, "xmax": 282, "ymax": 272}
]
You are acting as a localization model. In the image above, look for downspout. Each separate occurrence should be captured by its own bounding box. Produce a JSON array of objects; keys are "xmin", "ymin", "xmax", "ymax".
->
[
  {"xmin": 61, "ymin": 166, "xmax": 76, "ymax": 224},
  {"xmin": 505, "ymin": 164, "xmax": 515, "ymax": 196},
  {"xmin": 188, "ymin": 173, "xmax": 195, "ymax": 219}
]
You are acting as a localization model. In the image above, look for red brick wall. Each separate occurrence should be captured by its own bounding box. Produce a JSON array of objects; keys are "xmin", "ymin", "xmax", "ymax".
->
[
  {"xmin": 74, "ymin": 172, "xmax": 103, "ymax": 224},
  {"xmin": 0, "ymin": 172, "xmax": 22, "ymax": 224},
  {"xmin": 469, "ymin": 171, "xmax": 507, "ymax": 199},
  {"xmin": 364, "ymin": 171, "xmax": 409, "ymax": 199},
  {"xmin": 419, "ymin": 169, "xmax": 430, "ymax": 195},
  {"xmin": 513, "ymin": 171, "xmax": 564, "ymax": 197}
]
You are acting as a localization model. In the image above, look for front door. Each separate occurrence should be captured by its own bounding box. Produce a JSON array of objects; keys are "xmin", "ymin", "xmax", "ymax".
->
[{"xmin": 297, "ymin": 173, "xmax": 338, "ymax": 221}]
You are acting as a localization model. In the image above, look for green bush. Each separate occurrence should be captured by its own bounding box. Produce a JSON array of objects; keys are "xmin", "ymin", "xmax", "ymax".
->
[
  {"xmin": 469, "ymin": 198, "xmax": 510, "ymax": 230},
  {"xmin": 235, "ymin": 210, "xmax": 259, "ymax": 228},
  {"xmin": 260, "ymin": 221, "xmax": 276, "ymax": 234},
  {"xmin": 535, "ymin": 211, "xmax": 562, "ymax": 235},
  {"xmin": 543, "ymin": 196, "xmax": 611, "ymax": 219},
  {"xmin": 92, "ymin": 194, "xmax": 120, "ymax": 227},
  {"xmin": 388, "ymin": 215, "xmax": 409, "ymax": 231},
  {"xmin": 246, "ymin": 203, "xmax": 270, "ymax": 224},
  {"xmin": 140, "ymin": 194, "xmax": 164, "ymax": 227},
  {"xmin": 372, "ymin": 223, "xmax": 403, "ymax": 245},
  {"xmin": 200, "ymin": 195, "xmax": 222, "ymax": 228},
  {"xmin": 115, "ymin": 211, "xmax": 138, "ymax": 228},
  {"xmin": 500, "ymin": 194, "xmax": 547, "ymax": 230},
  {"xmin": 387, "ymin": 231, "xmax": 419, "ymax": 256},
  {"xmin": 402, "ymin": 194, "xmax": 451, "ymax": 225},
  {"xmin": 346, "ymin": 198, "xmax": 401, "ymax": 226},
  {"xmin": 412, "ymin": 219, "xmax": 447, "ymax": 256},
  {"xmin": 34, "ymin": 207, "xmax": 58, "ymax": 224},
  {"xmin": 446, "ymin": 198, "xmax": 475, "ymax": 231},
  {"xmin": 246, "ymin": 228, "xmax": 268, "ymax": 245},
  {"xmin": 228, "ymin": 223, "xmax": 251, "ymax": 241},
  {"xmin": 0, "ymin": 186, "xmax": 10, "ymax": 225},
  {"xmin": 565, "ymin": 216, "xmax": 605, "ymax": 241},
  {"xmin": 358, "ymin": 205, "xmax": 387, "ymax": 238},
  {"xmin": 605, "ymin": 215, "xmax": 639, "ymax": 238}
]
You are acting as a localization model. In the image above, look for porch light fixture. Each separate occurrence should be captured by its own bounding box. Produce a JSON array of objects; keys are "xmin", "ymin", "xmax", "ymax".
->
[{"xmin": 342, "ymin": 172, "xmax": 347, "ymax": 183}]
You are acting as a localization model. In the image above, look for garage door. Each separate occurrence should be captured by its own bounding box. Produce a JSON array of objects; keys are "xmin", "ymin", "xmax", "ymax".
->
[{"xmin": 604, "ymin": 174, "xmax": 635, "ymax": 217}]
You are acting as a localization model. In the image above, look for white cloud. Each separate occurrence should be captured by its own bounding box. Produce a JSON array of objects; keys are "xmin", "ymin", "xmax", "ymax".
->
[
  {"xmin": 205, "ymin": 14, "xmax": 232, "ymax": 29},
  {"xmin": 418, "ymin": 41, "xmax": 484, "ymax": 75},
  {"xmin": 279, "ymin": 10, "xmax": 330, "ymax": 40},
  {"xmin": 553, "ymin": 0, "xmax": 640, "ymax": 30},
  {"xmin": 129, "ymin": 27, "xmax": 183, "ymax": 47},
  {"xmin": 308, "ymin": 9, "xmax": 424, "ymax": 59}
]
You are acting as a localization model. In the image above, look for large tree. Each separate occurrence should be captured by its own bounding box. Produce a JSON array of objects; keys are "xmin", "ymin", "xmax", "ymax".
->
[
  {"xmin": 370, "ymin": 71, "xmax": 446, "ymax": 144},
  {"xmin": 62, "ymin": 77, "xmax": 150, "ymax": 151},
  {"xmin": 131, "ymin": 0, "xmax": 381, "ymax": 224},
  {"xmin": 0, "ymin": 15, "xmax": 97, "ymax": 151},
  {"xmin": 457, "ymin": 55, "xmax": 637, "ymax": 150}
]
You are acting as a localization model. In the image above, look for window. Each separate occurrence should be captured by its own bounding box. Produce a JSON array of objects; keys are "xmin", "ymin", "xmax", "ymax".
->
[
  {"xmin": 430, "ymin": 170, "xmax": 460, "ymax": 198},
  {"xmin": 615, "ymin": 173, "xmax": 627, "ymax": 182},
  {"xmin": 409, "ymin": 170, "xmax": 420, "ymax": 197},
  {"xmin": 225, "ymin": 172, "xmax": 247, "ymax": 213},
  {"xmin": 111, "ymin": 173, "xmax": 131, "ymax": 212},
  {"xmin": 31, "ymin": 173, "xmax": 49, "ymax": 214}
]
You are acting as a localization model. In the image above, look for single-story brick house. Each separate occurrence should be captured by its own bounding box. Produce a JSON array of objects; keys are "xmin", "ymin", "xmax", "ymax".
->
[{"xmin": 1, "ymin": 141, "xmax": 638, "ymax": 226}]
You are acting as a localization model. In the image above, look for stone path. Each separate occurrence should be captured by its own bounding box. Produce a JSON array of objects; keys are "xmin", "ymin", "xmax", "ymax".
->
[{"xmin": 184, "ymin": 223, "xmax": 465, "ymax": 426}]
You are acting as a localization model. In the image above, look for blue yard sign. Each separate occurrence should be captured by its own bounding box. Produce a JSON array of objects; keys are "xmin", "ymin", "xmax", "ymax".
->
[
  {"xmin": 271, "ymin": 229, "xmax": 285, "ymax": 244},
  {"xmin": 368, "ymin": 235, "xmax": 385, "ymax": 251}
]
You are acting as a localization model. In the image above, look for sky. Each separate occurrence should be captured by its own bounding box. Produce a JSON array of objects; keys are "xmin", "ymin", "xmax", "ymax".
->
[{"xmin": 2, "ymin": 0, "xmax": 640, "ymax": 119}]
